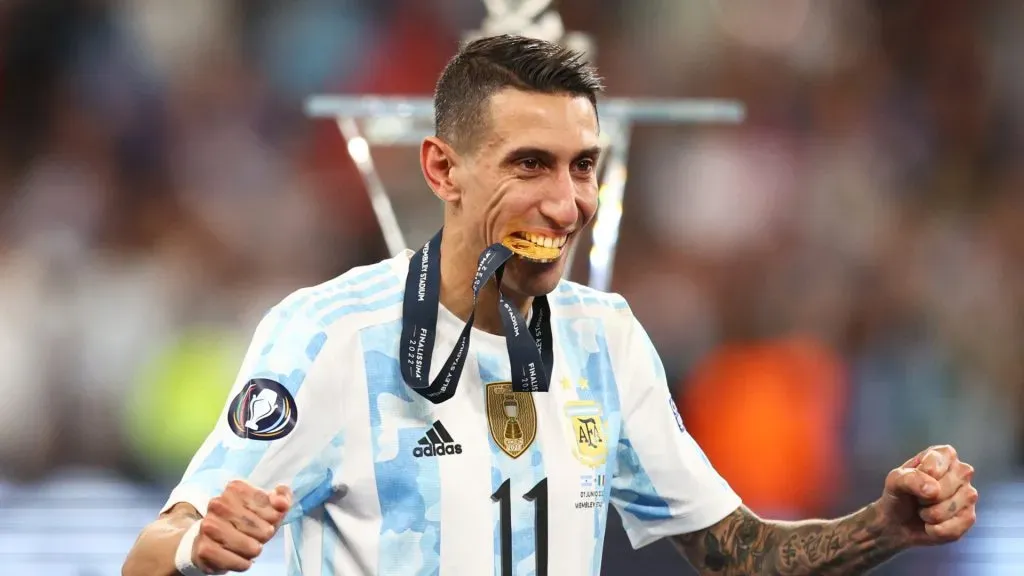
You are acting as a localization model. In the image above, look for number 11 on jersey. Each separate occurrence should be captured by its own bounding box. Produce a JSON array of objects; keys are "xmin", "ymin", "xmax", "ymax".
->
[{"xmin": 491, "ymin": 478, "xmax": 548, "ymax": 576}]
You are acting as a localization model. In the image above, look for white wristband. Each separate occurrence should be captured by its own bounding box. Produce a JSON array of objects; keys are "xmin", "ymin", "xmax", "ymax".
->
[{"xmin": 174, "ymin": 520, "xmax": 207, "ymax": 576}]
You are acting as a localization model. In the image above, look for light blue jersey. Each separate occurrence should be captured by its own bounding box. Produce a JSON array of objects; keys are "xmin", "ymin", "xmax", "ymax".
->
[{"xmin": 164, "ymin": 251, "xmax": 741, "ymax": 575}]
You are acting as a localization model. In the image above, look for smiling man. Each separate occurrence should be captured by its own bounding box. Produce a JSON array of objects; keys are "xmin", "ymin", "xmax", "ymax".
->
[{"xmin": 123, "ymin": 35, "xmax": 978, "ymax": 576}]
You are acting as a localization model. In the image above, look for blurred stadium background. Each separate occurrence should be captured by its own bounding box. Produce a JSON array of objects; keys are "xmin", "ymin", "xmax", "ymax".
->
[{"xmin": 1, "ymin": 0, "xmax": 1022, "ymax": 574}]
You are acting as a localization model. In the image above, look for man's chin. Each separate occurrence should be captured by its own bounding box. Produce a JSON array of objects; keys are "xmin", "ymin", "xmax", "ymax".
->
[{"xmin": 502, "ymin": 256, "xmax": 565, "ymax": 297}]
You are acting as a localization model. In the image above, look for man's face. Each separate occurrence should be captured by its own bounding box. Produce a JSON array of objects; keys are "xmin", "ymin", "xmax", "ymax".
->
[{"xmin": 450, "ymin": 88, "xmax": 601, "ymax": 298}]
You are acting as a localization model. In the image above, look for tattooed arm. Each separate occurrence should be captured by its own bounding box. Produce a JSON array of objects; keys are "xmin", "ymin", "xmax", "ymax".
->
[
  {"xmin": 671, "ymin": 503, "xmax": 904, "ymax": 576},
  {"xmin": 671, "ymin": 445, "xmax": 980, "ymax": 575}
]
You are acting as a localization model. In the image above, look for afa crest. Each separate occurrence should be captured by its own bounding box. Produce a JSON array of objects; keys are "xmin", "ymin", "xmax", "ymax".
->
[
  {"xmin": 564, "ymin": 400, "xmax": 607, "ymax": 468},
  {"xmin": 486, "ymin": 382, "xmax": 538, "ymax": 459}
]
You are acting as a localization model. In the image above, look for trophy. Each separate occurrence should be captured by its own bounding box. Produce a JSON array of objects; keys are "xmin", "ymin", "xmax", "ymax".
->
[
  {"xmin": 304, "ymin": 0, "xmax": 746, "ymax": 292},
  {"xmin": 502, "ymin": 393, "xmax": 524, "ymax": 452},
  {"xmin": 245, "ymin": 389, "xmax": 278, "ymax": 430},
  {"xmin": 463, "ymin": 0, "xmax": 595, "ymax": 60}
]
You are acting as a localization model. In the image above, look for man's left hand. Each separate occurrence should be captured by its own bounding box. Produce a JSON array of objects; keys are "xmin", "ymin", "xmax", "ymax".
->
[{"xmin": 879, "ymin": 444, "xmax": 978, "ymax": 547}]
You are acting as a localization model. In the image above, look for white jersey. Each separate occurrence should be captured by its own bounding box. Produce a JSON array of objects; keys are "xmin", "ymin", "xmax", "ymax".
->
[{"xmin": 164, "ymin": 251, "xmax": 741, "ymax": 575}]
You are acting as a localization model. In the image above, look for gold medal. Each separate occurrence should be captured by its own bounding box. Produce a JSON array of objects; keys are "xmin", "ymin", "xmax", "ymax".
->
[{"xmin": 501, "ymin": 235, "xmax": 562, "ymax": 261}]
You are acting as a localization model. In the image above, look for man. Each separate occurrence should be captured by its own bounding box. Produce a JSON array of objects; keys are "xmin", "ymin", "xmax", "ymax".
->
[{"xmin": 122, "ymin": 35, "xmax": 978, "ymax": 576}]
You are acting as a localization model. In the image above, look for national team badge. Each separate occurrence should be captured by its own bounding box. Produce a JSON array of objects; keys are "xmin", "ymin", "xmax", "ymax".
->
[
  {"xmin": 564, "ymin": 400, "xmax": 607, "ymax": 467},
  {"xmin": 565, "ymin": 399, "xmax": 602, "ymax": 467},
  {"xmin": 485, "ymin": 382, "xmax": 537, "ymax": 459},
  {"xmin": 226, "ymin": 378, "xmax": 297, "ymax": 440}
]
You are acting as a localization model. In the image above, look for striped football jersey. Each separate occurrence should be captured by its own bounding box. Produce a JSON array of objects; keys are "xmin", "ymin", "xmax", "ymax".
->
[{"xmin": 163, "ymin": 251, "xmax": 741, "ymax": 575}]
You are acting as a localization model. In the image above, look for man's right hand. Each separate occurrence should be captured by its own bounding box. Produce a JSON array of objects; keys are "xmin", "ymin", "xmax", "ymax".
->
[{"xmin": 192, "ymin": 480, "xmax": 293, "ymax": 574}]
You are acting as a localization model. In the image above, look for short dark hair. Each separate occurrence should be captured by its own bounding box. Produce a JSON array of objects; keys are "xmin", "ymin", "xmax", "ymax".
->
[{"xmin": 433, "ymin": 34, "xmax": 604, "ymax": 152}]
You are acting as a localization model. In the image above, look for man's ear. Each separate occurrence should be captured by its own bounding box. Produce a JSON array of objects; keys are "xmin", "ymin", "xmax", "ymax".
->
[{"xmin": 420, "ymin": 136, "xmax": 461, "ymax": 203}]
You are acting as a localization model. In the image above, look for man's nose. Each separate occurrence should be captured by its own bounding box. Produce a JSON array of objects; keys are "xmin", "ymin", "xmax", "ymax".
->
[{"xmin": 539, "ymin": 171, "xmax": 580, "ymax": 229}]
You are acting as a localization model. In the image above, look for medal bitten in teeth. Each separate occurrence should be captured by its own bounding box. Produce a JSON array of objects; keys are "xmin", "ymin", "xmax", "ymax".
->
[{"xmin": 501, "ymin": 232, "xmax": 567, "ymax": 263}]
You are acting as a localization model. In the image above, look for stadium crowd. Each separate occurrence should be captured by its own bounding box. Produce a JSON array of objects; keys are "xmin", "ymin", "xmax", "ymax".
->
[{"xmin": 0, "ymin": 0, "xmax": 1021, "ymax": 573}]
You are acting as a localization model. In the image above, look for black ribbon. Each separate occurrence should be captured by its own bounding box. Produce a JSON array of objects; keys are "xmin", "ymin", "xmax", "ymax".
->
[{"xmin": 400, "ymin": 229, "xmax": 553, "ymax": 403}]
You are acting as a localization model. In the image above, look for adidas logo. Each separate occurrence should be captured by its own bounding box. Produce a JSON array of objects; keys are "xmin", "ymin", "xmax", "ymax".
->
[{"xmin": 412, "ymin": 421, "xmax": 463, "ymax": 458}]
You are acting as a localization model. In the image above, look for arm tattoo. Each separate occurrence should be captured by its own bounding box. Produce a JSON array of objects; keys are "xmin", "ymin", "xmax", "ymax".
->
[
  {"xmin": 241, "ymin": 515, "xmax": 260, "ymax": 530},
  {"xmin": 671, "ymin": 504, "xmax": 904, "ymax": 575}
]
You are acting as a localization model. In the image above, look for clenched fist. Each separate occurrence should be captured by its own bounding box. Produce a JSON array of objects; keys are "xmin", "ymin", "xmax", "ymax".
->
[
  {"xmin": 192, "ymin": 480, "xmax": 293, "ymax": 573},
  {"xmin": 879, "ymin": 444, "xmax": 978, "ymax": 547}
]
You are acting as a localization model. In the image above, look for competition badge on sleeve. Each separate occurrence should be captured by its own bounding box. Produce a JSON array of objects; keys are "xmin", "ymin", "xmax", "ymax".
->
[{"xmin": 226, "ymin": 378, "xmax": 298, "ymax": 440}]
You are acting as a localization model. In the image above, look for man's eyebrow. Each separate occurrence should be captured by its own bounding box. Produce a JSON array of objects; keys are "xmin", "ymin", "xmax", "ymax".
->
[
  {"xmin": 500, "ymin": 146, "xmax": 603, "ymax": 164},
  {"xmin": 500, "ymin": 147, "xmax": 557, "ymax": 165}
]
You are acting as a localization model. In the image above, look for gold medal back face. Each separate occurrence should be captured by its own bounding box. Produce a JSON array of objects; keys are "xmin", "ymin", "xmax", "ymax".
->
[
  {"xmin": 501, "ymin": 236, "xmax": 562, "ymax": 261},
  {"xmin": 485, "ymin": 382, "xmax": 538, "ymax": 459}
]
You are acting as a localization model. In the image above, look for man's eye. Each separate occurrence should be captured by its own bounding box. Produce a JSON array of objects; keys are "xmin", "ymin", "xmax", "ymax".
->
[
  {"xmin": 575, "ymin": 159, "xmax": 595, "ymax": 173},
  {"xmin": 520, "ymin": 158, "xmax": 541, "ymax": 170}
]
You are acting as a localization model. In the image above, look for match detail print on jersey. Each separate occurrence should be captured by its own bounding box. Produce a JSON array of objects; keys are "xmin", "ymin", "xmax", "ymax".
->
[
  {"xmin": 225, "ymin": 378, "xmax": 298, "ymax": 440},
  {"xmin": 400, "ymin": 228, "xmax": 554, "ymax": 403}
]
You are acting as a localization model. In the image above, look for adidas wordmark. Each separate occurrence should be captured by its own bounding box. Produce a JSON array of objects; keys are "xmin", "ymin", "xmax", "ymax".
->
[{"xmin": 413, "ymin": 420, "xmax": 463, "ymax": 458}]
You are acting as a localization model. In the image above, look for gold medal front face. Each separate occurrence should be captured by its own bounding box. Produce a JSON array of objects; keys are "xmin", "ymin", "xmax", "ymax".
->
[{"xmin": 501, "ymin": 236, "xmax": 562, "ymax": 261}]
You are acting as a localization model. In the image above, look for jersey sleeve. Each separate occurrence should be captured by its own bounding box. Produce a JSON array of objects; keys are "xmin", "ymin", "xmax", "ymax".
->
[
  {"xmin": 609, "ymin": 314, "xmax": 742, "ymax": 549},
  {"xmin": 161, "ymin": 296, "xmax": 342, "ymax": 524}
]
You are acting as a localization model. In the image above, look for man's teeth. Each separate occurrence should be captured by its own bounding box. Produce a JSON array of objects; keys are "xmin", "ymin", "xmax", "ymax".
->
[{"xmin": 521, "ymin": 232, "xmax": 567, "ymax": 248}]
